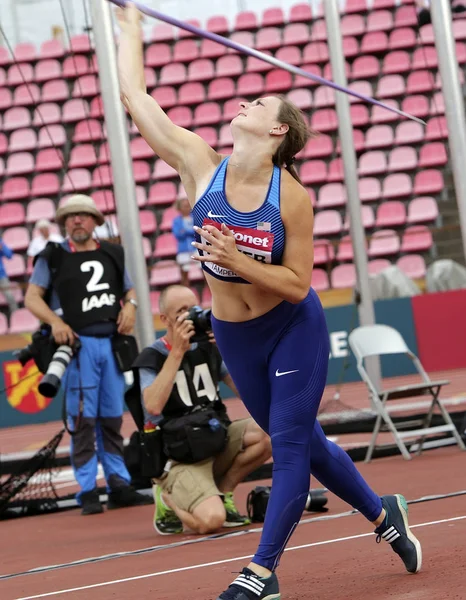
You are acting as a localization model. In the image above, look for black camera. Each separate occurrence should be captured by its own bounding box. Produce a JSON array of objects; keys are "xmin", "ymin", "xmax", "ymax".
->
[
  {"xmin": 38, "ymin": 339, "xmax": 82, "ymax": 398},
  {"xmin": 186, "ymin": 305, "xmax": 212, "ymax": 344},
  {"xmin": 14, "ymin": 325, "xmax": 55, "ymax": 373}
]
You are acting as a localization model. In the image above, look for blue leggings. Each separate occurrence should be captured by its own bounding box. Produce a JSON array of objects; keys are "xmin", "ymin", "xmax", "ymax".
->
[{"xmin": 212, "ymin": 289, "xmax": 382, "ymax": 571}]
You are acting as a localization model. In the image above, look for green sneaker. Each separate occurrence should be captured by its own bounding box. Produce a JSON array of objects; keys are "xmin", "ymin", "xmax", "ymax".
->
[
  {"xmin": 223, "ymin": 492, "xmax": 251, "ymax": 528},
  {"xmin": 153, "ymin": 485, "xmax": 183, "ymax": 536}
]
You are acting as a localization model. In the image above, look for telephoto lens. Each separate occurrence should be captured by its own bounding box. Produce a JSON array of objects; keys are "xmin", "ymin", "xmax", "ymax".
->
[{"xmin": 38, "ymin": 344, "xmax": 77, "ymax": 398}]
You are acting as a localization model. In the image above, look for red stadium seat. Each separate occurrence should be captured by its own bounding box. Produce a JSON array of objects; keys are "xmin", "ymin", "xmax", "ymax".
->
[
  {"xmin": 151, "ymin": 86, "xmax": 177, "ymax": 109},
  {"xmin": 178, "ymin": 19, "xmax": 201, "ymax": 39},
  {"xmin": 387, "ymin": 146, "xmax": 417, "ymax": 172},
  {"xmin": 365, "ymin": 124, "xmax": 394, "ymax": 149},
  {"xmin": 275, "ymin": 46, "xmax": 302, "ymax": 66},
  {"xmin": 430, "ymin": 92, "xmax": 445, "ymax": 116},
  {"xmin": 331, "ymin": 264, "xmax": 356, "ymax": 289},
  {"xmin": 160, "ymin": 206, "xmax": 179, "ymax": 232},
  {"xmin": 401, "ymin": 226, "xmax": 433, "ymax": 252},
  {"xmin": 302, "ymin": 42, "xmax": 329, "ymax": 64},
  {"xmin": 256, "ymin": 27, "xmax": 282, "ymax": 50},
  {"xmin": 407, "ymin": 197, "xmax": 439, "ymax": 224},
  {"xmin": 289, "ymin": 3, "xmax": 313, "ymax": 23},
  {"xmin": 394, "ymin": 5, "xmax": 418, "ymax": 28},
  {"xmin": 367, "ymin": 10, "xmax": 393, "ymax": 31},
  {"xmin": 299, "ymin": 160, "xmax": 327, "ymax": 185},
  {"xmin": 236, "ymin": 73, "xmax": 263, "ymax": 96},
  {"xmin": 31, "ymin": 173, "xmax": 59, "ymax": 197},
  {"xmin": 283, "ymin": 23, "xmax": 310, "ymax": 46},
  {"xmin": 414, "ymin": 169, "xmax": 444, "ymax": 195},
  {"xmin": 406, "ymin": 70, "xmax": 434, "ymax": 94},
  {"xmin": 318, "ymin": 183, "xmax": 347, "ymax": 209},
  {"xmin": 73, "ymin": 75, "xmax": 99, "ymax": 98},
  {"xmin": 145, "ymin": 43, "xmax": 171, "ymax": 68},
  {"xmin": 35, "ymin": 59, "xmax": 61, "ymax": 82},
  {"xmin": 293, "ymin": 63, "xmax": 322, "ymax": 88},
  {"xmin": 265, "ymin": 70, "xmax": 293, "ymax": 93},
  {"xmin": 395, "ymin": 121, "xmax": 424, "ymax": 145},
  {"xmin": 73, "ymin": 119, "xmax": 104, "ymax": 143},
  {"xmin": 375, "ymin": 201, "xmax": 407, "ymax": 227},
  {"xmin": 97, "ymin": 142, "xmax": 110, "ymax": 164},
  {"xmin": 38, "ymin": 124, "xmax": 66, "ymax": 148},
  {"xmin": 0, "ymin": 134, "xmax": 7, "ymax": 155},
  {"xmin": 311, "ymin": 109, "xmax": 338, "ymax": 132},
  {"xmin": 344, "ymin": 0, "xmax": 368, "ymax": 13},
  {"xmin": 216, "ymin": 55, "xmax": 243, "ymax": 78},
  {"xmin": 173, "ymin": 40, "xmax": 199, "ymax": 63},
  {"xmin": 1, "ymin": 178, "xmax": 29, "ymax": 201},
  {"xmin": 150, "ymin": 262, "xmax": 181, "ymax": 287},
  {"xmin": 3, "ymin": 226, "xmax": 30, "ymax": 251},
  {"xmin": 193, "ymin": 127, "xmax": 218, "ymax": 147},
  {"xmin": 0, "ymin": 89, "xmax": 12, "ymax": 111},
  {"xmin": 246, "ymin": 52, "xmax": 274, "ymax": 73},
  {"xmin": 7, "ymin": 63, "xmax": 34, "ymax": 86},
  {"xmin": 350, "ymin": 104, "xmax": 370, "ymax": 127},
  {"xmin": 323, "ymin": 61, "xmax": 351, "ymax": 81},
  {"xmin": 62, "ymin": 168, "xmax": 92, "ymax": 193},
  {"xmin": 382, "ymin": 51, "xmax": 411, "ymax": 75},
  {"xmin": 304, "ymin": 134, "xmax": 333, "ymax": 158},
  {"xmin": 352, "ymin": 55, "xmax": 380, "ymax": 79},
  {"xmin": 92, "ymin": 165, "xmax": 113, "ymax": 188},
  {"xmin": 152, "ymin": 24, "xmax": 176, "ymax": 42},
  {"xmin": 397, "ymin": 254, "xmax": 426, "ymax": 279},
  {"xmin": 388, "ymin": 27, "xmax": 417, "ymax": 50},
  {"xmin": 9, "ymin": 128, "xmax": 36, "ymax": 153},
  {"xmin": 194, "ymin": 102, "xmax": 222, "ymax": 126},
  {"xmin": 178, "ymin": 82, "xmax": 205, "ymax": 105},
  {"xmin": 153, "ymin": 160, "xmax": 178, "ymax": 180},
  {"xmin": 62, "ymin": 99, "xmax": 88, "ymax": 123},
  {"xmin": 311, "ymin": 269, "xmax": 330, "ymax": 292},
  {"xmin": 159, "ymin": 63, "xmax": 186, "ymax": 86},
  {"xmin": 368, "ymin": 229, "xmax": 400, "ymax": 257},
  {"xmin": 3, "ymin": 107, "xmax": 31, "ymax": 131},
  {"xmin": 69, "ymin": 144, "xmax": 98, "ymax": 168},
  {"xmin": 313, "ymin": 210, "xmax": 343, "ymax": 236},
  {"xmin": 341, "ymin": 14, "xmax": 365, "ymax": 37},
  {"xmin": 40, "ymin": 39, "xmax": 65, "ymax": 59},
  {"xmin": 382, "ymin": 173, "xmax": 412, "ymax": 199},
  {"xmin": 40, "ymin": 79, "xmax": 68, "ymax": 103},
  {"xmin": 9, "ymin": 309, "xmax": 39, "ymax": 334},
  {"xmin": 207, "ymin": 15, "xmax": 229, "ymax": 34},
  {"xmin": 70, "ymin": 34, "xmax": 91, "ymax": 53},
  {"xmin": 286, "ymin": 88, "xmax": 313, "ymax": 110},
  {"xmin": 313, "ymin": 240, "xmax": 335, "ymax": 265},
  {"xmin": 419, "ymin": 23, "xmax": 435, "ymax": 44},
  {"xmin": 234, "ymin": 11, "xmax": 258, "ymax": 30},
  {"xmin": 6, "ymin": 152, "xmax": 34, "ymax": 176},
  {"xmin": 138, "ymin": 210, "xmax": 157, "ymax": 235},
  {"xmin": 0, "ymin": 204, "xmax": 26, "ymax": 226},
  {"xmin": 167, "ymin": 106, "xmax": 193, "ymax": 128},
  {"xmin": 377, "ymin": 74, "xmax": 405, "ymax": 98},
  {"xmin": 359, "ymin": 150, "xmax": 387, "ymax": 176},
  {"xmin": 327, "ymin": 158, "xmax": 344, "ymax": 182},
  {"xmin": 62, "ymin": 55, "xmax": 90, "ymax": 78},
  {"xmin": 425, "ymin": 116, "xmax": 449, "ymax": 141},
  {"xmin": 368, "ymin": 259, "xmax": 392, "ymax": 275},
  {"xmin": 262, "ymin": 7, "xmax": 285, "ymax": 27},
  {"xmin": 93, "ymin": 189, "xmax": 115, "ymax": 213},
  {"xmin": 311, "ymin": 20, "xmax": 327, "ymax": 41},
  {"xmin": 401, "ymin": 95, "xmax": 429, "ymax": 120},
  {"xmin": 358, "ymin": 177, "xmax": 381, "ymax": 203},
  {"xmin": 412, "ymin": 46, "xmax": 439, "ymax": 70},
  {"xmin": 154, "ymin": 233, "xmax": 178, "ymax": 258},
  {"xmin": 361, "ymin": 32, "xmax": 388, "ymax": 54},
  {"xmin": 418, "ymin": 142, "xmax": 448, "ymax": 168},
  {"xmin": 142, "ymin": 237, "xmax": 152, "ymax": 261},
  {"xmin": 188, "ymin": 59, "xmax": 214, "ymax": 82},
  {"xmin": 148, "ymin": 182, "xmax": 177, "ymax": 206},
  {"xmin": 130, "ymin": 137, "xmax": 154, "ymax": 160},
  {"xmin": 229, "ymin": 31, "xmax": 255, "ymax": 50},
  {"xmin": 343, "ymin": 205, "xmax": 375, "ymax": 230},
  {"xmin": 337, "ymin": 236, "xmax": 355, "ymax": 262},
  {"xmin": 343, "ymin": 36, "xmax": 360, "ymax": 58},
  {"xmin": 200, "ymin": 39, "xmax": 227, "ymax": 59},
  {"xmin": 314, "ymin": 86, "xmax": 335, "ymax": 107}
]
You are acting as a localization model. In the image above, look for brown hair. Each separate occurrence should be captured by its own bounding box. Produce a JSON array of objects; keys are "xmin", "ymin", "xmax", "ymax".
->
[{"xmin": 272, "ymin": 95, "xmax": 318, "ymax": 184}]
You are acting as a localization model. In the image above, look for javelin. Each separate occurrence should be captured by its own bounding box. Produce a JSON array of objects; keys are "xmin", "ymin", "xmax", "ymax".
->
[{"xmin": 107, "ymin": 0, "xmax": 424, "ymax": 125}]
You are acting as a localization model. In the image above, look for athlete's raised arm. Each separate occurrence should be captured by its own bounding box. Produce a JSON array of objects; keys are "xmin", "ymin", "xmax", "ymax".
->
[{"xmin": 116, "ymin": 3, "xmax": 218, "ymax": 180}]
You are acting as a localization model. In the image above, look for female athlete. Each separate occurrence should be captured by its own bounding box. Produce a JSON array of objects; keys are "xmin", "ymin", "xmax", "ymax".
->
[{"xmin": 117, "ymin": 5, "xmax": 422, "ymax": 599}]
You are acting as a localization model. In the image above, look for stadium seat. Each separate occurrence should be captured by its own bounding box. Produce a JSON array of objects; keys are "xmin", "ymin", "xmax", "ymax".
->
[
  {"xmin": 132, "ymin": 161, "xmax": 150, "ymax": 184},
  {"xmin": 7, "ymin": 63, "xmax": 34, "ymax": 86},
  {"xmin": 31, "ymin": 173, "xmax": 59, "ymax": 197},
  {"xmin": 282, "ymin": 23, "xmax": 310, "ymax": 46},
  {"xmin": 352, "ymin": 55, "xmax": 380, "ymax": 79},
  {"xmin": 150, "ymin": 262, "xmax": 181, "ymax": 287},
  {"xmin": 367, "ymin": 10, "xmax": 393, "ymax": 31},
  {"xmin": 395, "ymin": 121, "xmax": 424, "ymax": 145},
  {"xmin": 289, "ymin": 3, "xmax": 313, "ymax": 23},
  {"xmin": 453, "ymin": 18, "xmax": 466, "ymax": 41},
  {"xmin": 154, "ymin": 233, "xmax": 178, "ymax": 258},
  {"xmin": 341, "ymin": 14, "xmax": 366, "ymax": 37},
  {"xmin": 375, "ymin": 201, "xmax": 407, "ymax": 227},
  {"xmin": 0, "ymin": 46, "xmax": 9, "ymax": 67},
  {"xmin": 216, "ymin": 55, "xmax": 243, "ymax": 78},
  {"xmin": 302, "ymin": 42, "xmax": 328, "ymax": 64},
  {"xmin": 3, "ymin": 226, "xmax": 30, "ymax": 251},
  {"xmin": 34, "ymin": 59, "xmax": 61, "ymax": 83},
  {"xmin": 1, "ymin": 178, "xmax": 30, "ymax": 202},
  {"xmin": 152, "ymin": 23, "xmax": 176, "ymax": 42},
  {"xmin": 68, "ymin": 144, "xmax": 97, "ymax": 168},
  {"xmin": 38, "ymin": 124, "xmax": 66, "ymax": 148},
  {"xmin": 368, "ymin": 258, "xmax": 392, "ymax": 275},
  {"xmin": 382, "ymin": 173, "xmax": 412, "ymax": 199},
  {"xmin": 9, "ymin": 129, "xmax": 36, "ymax": 153},
  {"xmin": 359, "ymin": 150, "xmax": 387, "ymax": 176},
  {"xmin": 151, "ymin": 86, "xmax": 177, "ymax": 109},
  {"xmin": 73, "ymin": 119, "xmax": 104, "ymax": 143},
  {"xmin": 32, "ymin": 103, "xmax": 61, "ymax": 127},
  {"xmin": 0, "ymin": 203, "xmax": 26, "ymax": 227},
  {"xmin": 343, "ymin": 205, "xmax": 375, "ymax": 230},
  {"xmin": 425, "ymin": 116, "xmax": 449, "ymax": 141},
  {"xmin": 376, "ymin": 74, "xmax": 405, "ymax": 98},
  {"xmin": 200, "ymin": 39, "xmax": 227, "ymax": 59},
  {"xmin": 300, "ymin": 160, "xmax": 327, "ymax": 185},
  {"xmin": 92, "ymin": 165, "xmax": 113, "ymax": 188},
  {"xmin": 388, "ymin": 27, "xmax": 417, "ymax": 50},
  {"xmin": 311, "ymin": 20, "xmax": 327, "ymax": 41},
  {"xmin": 194, "ymin": 127, "xmax": 218, "ymax": 147},
  {"xmin": 72, "ymin": 75, "xmax": 99, "ymax": 98},
  {"xmin": 418, "ymin": 142, "xmax": 448, "ymax": 168},
  {"xmin": 342, "ymin": 36, "xmax": 360, "ymax": 58},
  {"xmin": 304, "ymin": 134, "xmax": 333, "ymax": 158},
  {"xmin": 70, "ymin": 34, "xmax": 91, "ymax": 53},
  {"xmin": 429, "ymin": 92, "xmax": 445, "ymax": 116},
  {"xmin": 62, "ymin": 55, "xmax": 90, "ymax": 78},
  {"xmin": 138, "ymin": 210, "xmax": 157, "ymax": 235},
  {"xmin": 256, "ymin": 28, "xmax": 282, "ymax": 50},
  {"xmin": 294, "ymin": 63, "xmax": 322, "ymax": 88},
  {"xmin": 62, "ymin": 168, "xmax": 92, "ymax": 193},
  {"xmin": 146, "ymin": 43, "xmax": 171, "ymax": 67},
  {"xmin": 235, "ymin": 10, "xmax": 258, "ymax": 30},
  {"xmin": 153, "ymin": 160, "xmax": 178, "ymax": 180},
  {"xmin": 414, "ymin": 169, "xmax": 444, "ymax": 195},
  {"xmin": 0, "ymin": 89, "xmax": 12, "ymax": 111},
  {"xmin": 327, "ymin": 158, "xmax": 344, "ymax": 182},
  {"xmin": 361, "ymin": 32, "xmax": 388, "ymax": 54},
  {"xmin": 313, "ymin": 210, "xmax": 343, "ymax": 236},
  {"xmin": 407, "ymin": 197, "xmax": 439, "ymax": 224},
  {"xmin": 313, "ymin": 240, "xmax": 335, "ymax": 265},
  {"xmin": 229, "ymin": 31, "xmax": 255, "ymax": 50},
  {"xmin": 178, "ymin": 82, "xmax": 205, "ymax": 105},
  {"xmin": 148, "ymin": 182, "xmax": 177, "ymax": 206},
  {"xmin": 194, "ymin": 102, "xmax": 222, "ymax": 126},
  {"xmin": 358, "ymin": 177, "xmax": 382, "ymax": 203},
  {"xmin": 159, "ymin": 63, "xmax": 186, "ymax": 86},
  {"xmin": 141, "ymin": 237, "xmax": 152, "ymax": 261},
  {"xmin": 382, "ymin": 50, "xmax": 411, "ymax": 75},
  {"xmin": 173, "ymin": 40, "xmax": 199, "ymax": 63},
  {"xmin": 401, "ymin": 95, "xmax": 429, "ymax": 120},
  {"xmin": 311, "ymin": 109, "xmax": 338, "ymax": 132},
  {"xmin": 35, "ymin": 148, "xmax": 63, "ymax": 172},
  {"xmin": 348, "ymin": 80, "xmax": 373, "ymax": 104},
  {"xmin": 129, "ymin": 137, "xmax": 153, "ymax": 161},
  {"xmin": 397, "ymin": 254, "xmax": 426, "ymax": 279},
  {"xmin": 311, "ymin": 269, "xmax": 330, "ymax": 292},
  {"xmin": 9, "ymin": 308, "xmax": 39, "ymax": 334},
  {"xmin": 365, "ymin": 124, "xmax": 394, "ymax": 149},
  {"xmin": 178, "ymin": 18, "xmax": 201, "ymax": 39},
  {"xmin": 188, "ymin": 59, "xmax": 215, "ymax": 82},
  {"xmin": 93, "ymin": 189, "xmax": 115, "ymax": 213},
  {"xmin": 401, "ymin": 225, "xmax": 433, "ymax": 252},
  {"xmin": 317, "ymin": 183, "xmax": 347, "ymax": 209},
  {"xmin": 388, "ymin": 146, "xmax": 418, "ymax": 172},
  {"xmin": 160, "ymin": 206, "xmax": 179, "ymax": 232},
  {"xmin": 40, "ymin": 79, "xmax": 68, "ymax": 103},
  {"xmin": 0, "ymin": 67, "xmax": 4, "ymax": 87},
  {"xmin": 40, "ymin": 39, "xmax": 65, "ymax": 59},
  {"xmin": 265, "ymin": 70, "xmax": 293, "ymax": 93},
  {"xmin": 286, "ymin": 88, "xmax": 313, "ymax": 110},
  {"xmin": 331, "ymin": 264, "xmax": 356, "ymax": 289},
  {"xmin": 246, "ymin": 52, "xmax": 274, "ymax": 73},
  {"xmin": 368, "ymin": 229, "xmax": 400, "ymax": 257},
  {"xmin": 167, "ymin": 106, "xmax": 193, "ymax": 128},
  {"xmin": 275, "ymin": 46, "xmax": 301, "ymax": 66},
  {"xmin": 314, "ymin": 86, "xmax": 336, "ymax": 107},
  {"xmin": 393, "ymin": 4, "xmax": 418, "ymax": 27},
  {"xmin": 62, "ymin": 99, "xmax": 88, "ymax": 123},
  {"xmin": 262, "ymin": 7, "xmax": 285, "ymax": 27},
  {"xmin": 337, "ymin": 236, "xmax": 357, "ymax": 262},
  {"xmin": 0, "ymin": 135, "xmax": 6, "ymax": 155},
  {"xmin": 208, "ymin": 78, "xmax": 236, "ymax": 100},
  {"xmin": 149, "ymin": 290, "xmax": 161, "ymax": 313},
  {"xmin": 3, "ymin": 107, "xmax": 31, "ymax": 131},
  {"xmin": 406, "ymin": 70, "xmax": 434, "ymax": 94},
  {"xmin": 207, "ymin": 15, "xmax": 229, "ymax": 34}
]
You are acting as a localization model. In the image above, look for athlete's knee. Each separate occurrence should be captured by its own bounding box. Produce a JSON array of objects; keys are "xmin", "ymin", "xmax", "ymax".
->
[
  {"xmin": 193, "ymin": 499, "xmax": 226, "ymax": 534},
  {"xmin": 244, "ymin": 421, "xmax": 272, "ymax": 459}
]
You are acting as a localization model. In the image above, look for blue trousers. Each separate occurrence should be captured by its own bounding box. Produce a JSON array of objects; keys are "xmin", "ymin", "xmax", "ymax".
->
[
  {"xmin": 212, "ymin": 289, "xmax": 382, "ymax": 571},
  {"xmin": 64, "ymin": 336, "xmax": 131, "ymax": 503}
]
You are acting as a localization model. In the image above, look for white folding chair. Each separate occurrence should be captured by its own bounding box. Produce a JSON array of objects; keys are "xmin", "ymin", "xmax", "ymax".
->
[{"xmin": 349, "ymin": 324, "xmax": 466, "ymax": 462}]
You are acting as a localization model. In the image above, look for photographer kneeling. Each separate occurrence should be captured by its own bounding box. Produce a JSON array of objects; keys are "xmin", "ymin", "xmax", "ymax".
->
[{"xmin": 134, "ymin": 285, "xmax": 272, "ymax": 535}]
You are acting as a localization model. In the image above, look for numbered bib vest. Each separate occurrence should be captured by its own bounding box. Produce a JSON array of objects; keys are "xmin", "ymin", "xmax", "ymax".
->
[{"xmin": 39, "ymin": 241, "xmax": 125, "ymax": 331}]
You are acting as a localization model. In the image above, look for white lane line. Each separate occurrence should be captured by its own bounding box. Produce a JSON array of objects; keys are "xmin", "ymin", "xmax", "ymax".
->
[{"xmin": 16, "ymin": 514, "xmax": 466, "ymax": 600}]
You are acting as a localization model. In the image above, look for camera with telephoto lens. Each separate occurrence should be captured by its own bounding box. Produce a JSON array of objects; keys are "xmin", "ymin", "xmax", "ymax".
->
[
  {"xmin": 186, "ymin": 305, "xmax": 212, "ymax": 344},
  {"xmin": 38, "ymin": 339, "xmax": 82, "ymax": 398},
  {"xmin": 14, "ymin": 325, "xmax": 56, "ymax": 374}
]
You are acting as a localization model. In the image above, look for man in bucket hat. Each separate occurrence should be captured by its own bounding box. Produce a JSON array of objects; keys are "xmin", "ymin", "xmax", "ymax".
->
[{"xmin": 25, "ymin": 194, "xmax": 152, "ymax": 515}]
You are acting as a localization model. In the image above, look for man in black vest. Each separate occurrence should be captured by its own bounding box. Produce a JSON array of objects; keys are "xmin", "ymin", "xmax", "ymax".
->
[
  {"xmin": 25, "ymin": 194, "xmax": 151, "ymax": 515},
  {"xmin": 134, "ymin": 285, "xmax": 272, "ymax": 535}
]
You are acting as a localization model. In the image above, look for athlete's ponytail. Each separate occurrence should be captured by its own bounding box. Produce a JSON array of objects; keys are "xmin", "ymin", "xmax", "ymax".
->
[{"xmin": 272, "ymin": 95, "xmax": 318, "ymax": 185}]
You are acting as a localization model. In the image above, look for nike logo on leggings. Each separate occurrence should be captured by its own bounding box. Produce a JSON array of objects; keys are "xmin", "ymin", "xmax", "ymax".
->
[{"xmin": 275, "ymin": 369, "xmax": 299, "ymax": 377}]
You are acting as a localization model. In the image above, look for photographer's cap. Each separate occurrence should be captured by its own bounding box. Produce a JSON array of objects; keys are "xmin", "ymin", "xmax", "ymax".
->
[{"xmin": 56, "ymin": 194, "xmax": 105, "ymax": 227}]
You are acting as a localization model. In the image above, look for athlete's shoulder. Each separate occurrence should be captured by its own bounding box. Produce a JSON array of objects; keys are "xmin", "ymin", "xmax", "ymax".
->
[{"xmin": 280, "ymin": 171, "xmax": 314, "ymax": 218}]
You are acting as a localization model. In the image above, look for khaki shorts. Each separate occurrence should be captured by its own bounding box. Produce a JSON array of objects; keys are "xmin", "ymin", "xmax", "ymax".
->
[{"xmin": 157, "ymin": 419, "xmax": 250, "ymax": 513}]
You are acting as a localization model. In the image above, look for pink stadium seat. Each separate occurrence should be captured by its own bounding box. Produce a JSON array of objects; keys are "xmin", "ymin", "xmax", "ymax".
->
[
  {"xmin": 311, "ymin": 20, "xmax": 327, "ymax": 41},
  {"xmin": 0, "ymin": 47, "xmax": 9, "ymax": 67},
  {"xmin": 368, "ymin": 258, "xmax": 391, "ymax": 275},
  {"xmin": 389, "ymin": 27, "xmax": 417, "ymax": 50},
  {"xmin": 318, "ymin": 183, "xmax": 347, "ymax": 209},
  {"xmin": 3, "ymin": 107, "xmax": 31, "ymax": 131},
  {"xmin": 92, "ymin": 165, "xmax": 113, "ymax": 188},
  {"xmin": 246, "ymin": 52, "xmax": 274, "ymax": 73},
  {"xmin": 359, "ymin": 150, "xmax": 387, "ymax": 176},
  {"xmin": 31, "ymin": 173, "xmax": 59, "ymax": 197},
  {"xmin": 361, "ymin": 31, "xmax": 388, "ymax": 54},
  {"xmin": 159, "ymin": 63, "xmax": 186, "ymax": 86},
  {"xmin": 160, "ymin": 206, "xmax": 180, "ymax": 232},
  {"xmin": 382, "ymin": 50, "xmax": 411, "ymax": 74},
  {"xmin": 230, "ymin": 31, "xmax": 255, "ymax": 50},
  {"xmin": 142, "ymin": 67, "xmax": 156, "ymax": 89},
  {"xmin": 313, "ymin": 240, "xmax": 335, "ymax": 265},
  {"xmin": 216, "ymin": 55, "xmax": 243, "ymax": 78},
  {"xmin": 323, "ymin": 61, "xmax": 351, "ymax": 82},
  {"xmin": 200, "ymin": 39, "xmax": 227, "ymax": 59},
  {"xmin": 194, "ymin": 102, "xmax": 222, "ymax": 126},
  {"xmin": 234, "ymin": 10, "xmax": 258, "ymax": 30},
  {"xmin": 41, "ymin": 79, "xmax": 68, "ymax": 103},
  {"xmin": 311, "ymin": 269, "xmax": 330, "ymax": 292},
  {"xmin": 351, "ymin": 104, "xmax": 370, "ymax": 127},
  {"xmin": 367, "ymin": 10, "xmax": 393, "ymax": 31},
  {"xmin": 208, "ymin": 78, "xmax": 235, "ymax": 101},
  {"xmin": 382, "ymin": 173, "xmax": 412, "ymax": 199},
  {"xmin": 343, "ymin": 205, "xmax": 375, "ymax": 230},
  {"xmin": 138, "ymin": 210, "xmax": 157, "ymax": 235},
  {"xmin": 188, "ymin": 59, "xmax": 215, "ymax": 82},
  {"xmin": 167, "ymin": 106, "xmax": 193, "ymax": 128},
  {"xmin": 412, "ymin": 46, "xmax": 440, "ymax": 70},
  {"xmin": 68, "ymin": 144, "xmax": 98, "ymax": 168},
  {"xmin": 341, "ymin": 14, "xmax": 366, "ymax": 37},
  {"xmin": 9, "ymin": 129, "xmax": 36, "ymax": 153},
  {"xmin": 406, "ymin": 70, "xmax": 434, "ymax": 94},
  {"xmin": 73, "ymin": 119, "xmax": 104, "ymax": 143},
  {"xmin": 289, "ymin": 3, "xmax": 313, "ymax": 23},
  {"xmin": 62, "ymin": 55, "xmax": 89, "ymax": 78},
  {"xmin": 207, "ymin": 15, "xmax": 229, "ymax": 34},
  {"xmin": 407, "ymin": 197, "xmax": 438, "ymax": 224},
  {"xmin": 152, "ymin": 24, "xmax": 176, "ymax": 42},
  {"xmin": 62, "ymin": 99, "xmax": 88, "ymax": 123},
  {"xmin": 294, "ymin": 63, "xmax": 322, "ymax": 88},
  {"xmin": 401, "ymin": 225, "xmax": 433, "ymax": 252},
  {"xmin": 388, "ymin": 146, "xmax": 418, "ymax": 172},
  {"xmin": 342, "ymin": 36, "xmax": 360, "ymax": 58},
  {"xmin": 133, "ymin": 160, "xmax": 151, "ymax": 184},
  {"xmin": 262, "ymin": 7, "xmax": 285, "ymax": 26},
  {"xmin": 148, "ymin": 182, "xmax": 177, "ymax": 206},
  {"xmin": 256, "ymin": 27, "xmax": 282, "ymax": 50},
  {"xmin": 395, "ymin": 121, "xmax": 424, "ymax": 145},
  {"xmin": 193, "ymin": 126, "xmax": 218, "ymax": 147},
  {"xmin": 314, "ymin": 86, "xmax": 336, "ymax": 107},
  {"xmin": 453, "ymin": 19, "xmax": 466, "ymax": 40},
  {"xmin": 425, "ymin": 116, "xmax": 449, "ymax": 141},
  {"xmin": 178, "ymin": 19, "xmax": 201, "ymax": 39},
  {"xmin": 302, "ymin": 42, "xmax": 329, "ymax": 64},
  {"xmin": 283, "ymin": 23, "xmax": 310, "ymax": 46},
  {"xmin": 70, "ymin": 34, "xmax": 91, "ymax": 53},
  {"xmin": 358, "ymin": 177, "xmax": 381, "ymax": 203},
  {"xmin": 418, "ymin": 23, "xmax": 435, "ymax": 44},
  {"xmin": 6, "ymin": 152, "xmax": 34, "ymax": 176},
  {"xmin": 401, "ymin": 95, "xmax": 429, "ymax": 120},
  {"xmin": 62, "ymin": 168, "xmax": 92, "ymax": 193},
  {"xmin": 7, "ymin": 63, "xmax": 34, "ymax": 86},
  {"xmin": 0, "ymin": 203, "xmax": 26, "ymax": 226},
  {"xmin": 376, "ymin": 74, "xmax": 405, "ymax": 98},
  {"xmin": 414, "ymin": 169, "xmax": 444, "ymax": 195},
  {"xmin": 173, "ymin": 40, "xmax": 199, "ymax": 63},
  {"xmin": 0, "ymin": 89, "xmax": 12, "ymax": 111},
  {"xmin": 97, "ymin": 142, "xmax": 110, "ymax": 164},
  {"xmin": 38, "ymin": 124, "xmax": 66, "ymax": 148},
  {"xmin": 130, "ymin": 137, "xmax": 153, "ymax": 160},
  {"xmin": 0, "ymin": 134, "xmax": 7, "ymax": 155},
  {"xmin": 336, "ymin": 128, "xmax": 365, "ymax": 154},
  {"xmin": 397, "ymin": 254, "xmax": 426, "ymax": 279},
  {"xmin": 430, "ymin": 92, "xmax": 445, "ymax": 116},
  {"xmin": 40, "ymin": 39, "xmax": 65, "ymax": 59},
  {"xmin": 34, "ymin": 59, "xmax": 61, "ymax": 82},
  {"xmin": 286, "ymin": 89, "xmax": 313, "ymax": 110},
  {"xmin": 311, "ymin": 109, "xmax": 338, "ymax": 132},
  {"xmin": 151, "ymin": 86, "xmax": 177, "ymax": 109},
  {"xmin": 178, "ymin": 82, "xmax": 205, "ymax": 105},
  {"xmin": 368, "ymin": 230, "xmax": 400, "ymax": 257},
  {"xmin": 1, "ymin": 178, "xmax": 30, "ymax": 201},
  {"xmin": 9, "ymin": 309, "xmax": 39, "ymax": 334},
  {"xmin": 150, "ymin": 262, "xmax": 181, "ymax": 287},
  {"xmin": 314, "ymin": 211, "xmax": 343, "ymax": 236},
  {"xmin": 331, "ymin": 264, "xmax": 356, "ymax": 289},
  {"xmin": 3, "ymin": 226, "xmax": 30, "ymax": 251},
  {"xmin": 265, "ymin": 70, "xmax": 292, "ymax": 93},
  {"xmin": 153, "ymin": 160, "xmax": 178, "ymax": 180},
  {"xmin": 327, "ymin": 158, "xmax": 344, "ymax": 182},
  {"xmin": 72, "ymin": 75, "xmax": 99, "ymax": 98},
  {"xmin": 142, "ymin": 237, "xmax": 152, "ymax": 261},
  {"xmin": 347, "ymin": 80, "xmax": 373, "ymax": 104},
  {"xmin": 92, "ymin": 189, "xmax": 115, "ymax": 213},
  {"xmin": 365, "ymin": 124, "xmax": 394, "ymax": 149},
  {"xmin": 337, "ymin": 236, "xmax": 357, "ymax": 262},
  {"xmin": 145, "ymin": 43, "xmax": 171, "ymax": 68},
  {"xmin": 275, "ymin": 46, "xmax": 301, "ymax": 66},
  {"xmin": 351, "ymin": 55, "xmax": 380, "ymax": 79},
  {"xmin": 375, "ymin": 201, "xmax": 407, "ymax": 227},
  {"xmin": 418, "ymin": 142, "xmax": 448, "ymax": 168},
  {"xmin": 154, "ymin": 233, "xmax": 178, "ymax": 258},
  {"xmin": 0, "ymin": 67, "xmax": 4, "ymax": 86},
  {"xmin": 299, "ymin": 160, "xmax": 327, "ymax": 185},
  {"xmin": 395, "ymin": 5, "xmax": 418, "ymax": 27},
  {"xmin": 304, "ymin": 134, "xmax": 333, "ymax": 158}
]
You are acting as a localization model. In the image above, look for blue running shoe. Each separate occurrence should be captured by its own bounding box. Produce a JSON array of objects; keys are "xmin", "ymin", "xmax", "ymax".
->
[
  {"xmin": 375, "ymin": 494, "xmax": 422, "ymax": 574},
  {"xmin": 217, "ymin": 568, "xmax": 280, "ymax": 600}
]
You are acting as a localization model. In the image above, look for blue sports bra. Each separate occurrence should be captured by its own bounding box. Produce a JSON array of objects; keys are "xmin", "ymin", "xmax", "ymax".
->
[{"xmin": 191, "ymin": 157, "xmax": 286, "ymax": 284}]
